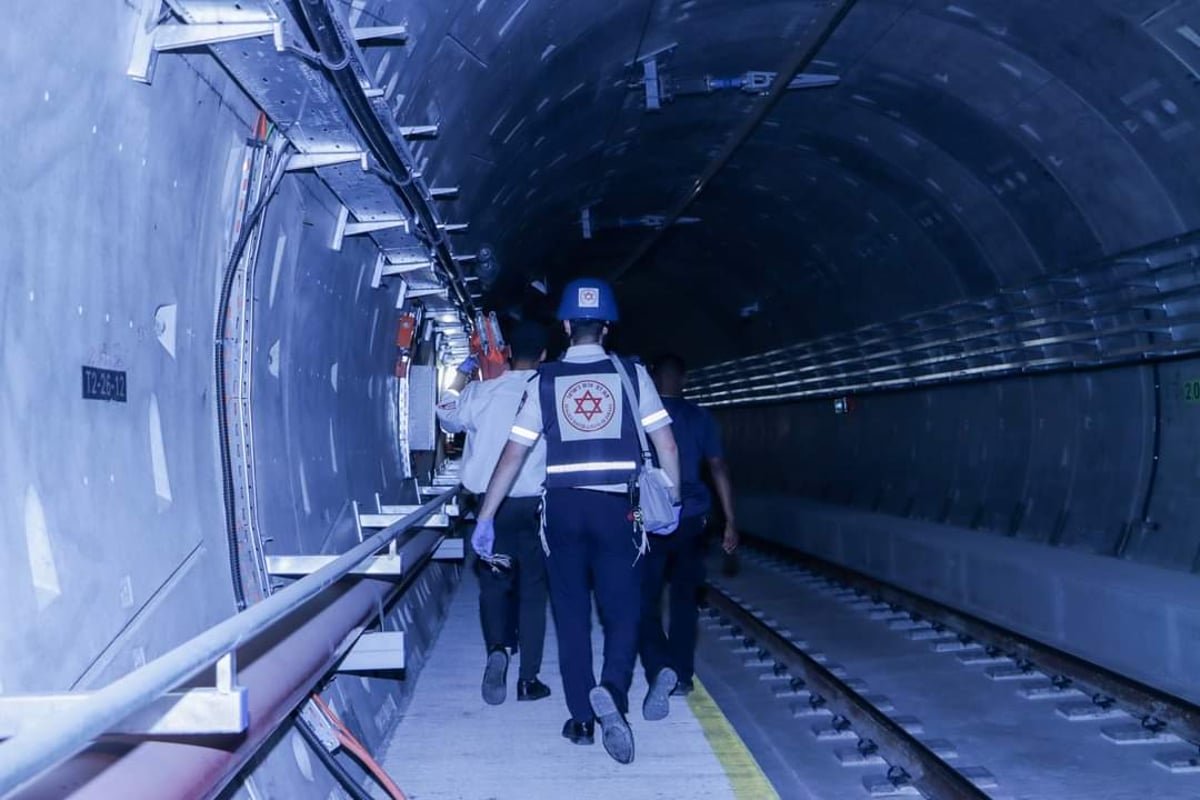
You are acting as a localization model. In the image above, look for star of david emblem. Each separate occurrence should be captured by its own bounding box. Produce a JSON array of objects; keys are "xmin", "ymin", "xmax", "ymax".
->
[
  {"xmin": 560, "ymin": 378, "xmax": 617, "ymax": 433},
  {"xmin": 574, "ymin": 390, "xmax": 604, "ymax": 421}
]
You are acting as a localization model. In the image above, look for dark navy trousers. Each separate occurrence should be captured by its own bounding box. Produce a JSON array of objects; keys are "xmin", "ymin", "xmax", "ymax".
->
[
  {"xmin": 544, "ymin": 488, "xmax": 644, "ymax": 722},
  {"xmin": 639, "ymin": 514, "xmax": 707, "ymax": 684}
]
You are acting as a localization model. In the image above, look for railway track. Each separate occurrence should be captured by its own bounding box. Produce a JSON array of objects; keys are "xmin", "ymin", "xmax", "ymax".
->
[{"xmin": 699, "ymin": 537, "xmax": 1200, "ymax": 798}]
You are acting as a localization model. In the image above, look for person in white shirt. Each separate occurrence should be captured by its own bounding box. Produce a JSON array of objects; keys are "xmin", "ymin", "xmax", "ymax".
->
[{"xmin": 436, "ymin": 321, "xmax": 551, "ymax": 706}]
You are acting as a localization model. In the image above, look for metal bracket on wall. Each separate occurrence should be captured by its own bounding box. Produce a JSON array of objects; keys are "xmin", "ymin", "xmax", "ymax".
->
[
  {"xmin": 0, "ymin": 653, "xmax": 247, "ymax": 738},
  {"xmin": 266, "ymin": 554, "xmax": 404, "ymax": 577},
  {"xmin": 379, "ymin": 502, "xmax": 458, "ymax": 517},
  {"xmin": 361, "ymin": 509, "xmax": 450, "ymax": 529},
  {"xmin": 433, "ymin": 539, "xmax": 464, "ymax": 561},
  {"xmin": 335, "ymin": 631, "xmax": 406, "ymax": 672}
]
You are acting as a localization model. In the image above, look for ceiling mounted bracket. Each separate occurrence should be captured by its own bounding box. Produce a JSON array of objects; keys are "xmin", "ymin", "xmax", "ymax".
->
[
  {"xmin": 331, "ymin": 206, "xmax": 409, "ymax": 250},
  {"xmin": 643, "ymin": 58, "xmax": 662, "ymax": 110},
  {"xmin": 352, "ymin": 25, "xmax": 408, "ymax": 45},
  {"xmin": 373, "ymin": 252, "xmax": 434, "ymax": 288},
  {"xmin": 286, "ymin": 151, "xmax": 369, "ymax": 172},
  {"xmin": 127, "ymin": 0, "xmax": 284, "ymax": 84},
  {"xmin": 400, "ymin": 125, "xmax": 440, "ymax": 139},
  {"xmin": 408, "ymin": 287, "xmax": 449, "ymax": 300}
]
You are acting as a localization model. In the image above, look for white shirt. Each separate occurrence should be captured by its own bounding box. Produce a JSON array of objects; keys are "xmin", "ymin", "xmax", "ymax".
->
[
  {"xmin": 509, "ymin": 344, "xmax": 671, "ymax": 492},
  {"xmin": 436, "ymin": 369, "xmax": 546, "ymax": 497}
]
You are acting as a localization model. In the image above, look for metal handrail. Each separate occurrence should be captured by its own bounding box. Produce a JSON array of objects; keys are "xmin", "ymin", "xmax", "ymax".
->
[
  {"xmin": 690, "ymin": 228, "xmax": 1200, "ymax": 378},
  {"xmin": 0, "ymin": 487, "xmax": 458, "ymax": 797},
  {"xmin": 686, "ymin": 234, "xmax": 1200, "ymax": 406}
]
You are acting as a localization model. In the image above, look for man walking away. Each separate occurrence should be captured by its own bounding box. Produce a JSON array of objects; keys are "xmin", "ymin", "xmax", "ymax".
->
[
  {"xmin": 436, "ymin": 321, "xmax": 552, "ymax": 706},
  {"xmin": 472, "ymin": 278, "xmax": 682, "ymax": 765},
  {"xmin": 640, "ymin": 353, "xmax": 739, "ymax": 698}
]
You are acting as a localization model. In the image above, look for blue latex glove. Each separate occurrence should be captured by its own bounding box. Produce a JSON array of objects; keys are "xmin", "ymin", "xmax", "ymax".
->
[
  {"xmin": 472, "ymin": 517, "xmax": 495, "ymax": 558},
  {"xmin": 649, "ymin": 504, "xmax": 682, "ymax": 536},
  {"xmin": 457, "ymin": 354, "xmax": 479, "ymax": 375}
]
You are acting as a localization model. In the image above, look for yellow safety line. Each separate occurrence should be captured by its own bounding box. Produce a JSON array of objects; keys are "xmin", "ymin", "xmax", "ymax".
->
[{"xmin": 687, "ymin": 678, "xmax": 781, "ymax": 800}]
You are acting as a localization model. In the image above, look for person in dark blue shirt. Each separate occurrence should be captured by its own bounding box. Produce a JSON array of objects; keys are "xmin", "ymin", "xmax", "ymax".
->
[{"xmin": 639, "ymin": 353, "xmax": 739, "ymax": 697}]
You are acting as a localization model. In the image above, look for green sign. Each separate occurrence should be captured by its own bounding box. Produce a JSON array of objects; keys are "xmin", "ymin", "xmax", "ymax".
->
[{"xmin": 1185, "ymin": 379, "xmax": 1200, "ymax": 403}]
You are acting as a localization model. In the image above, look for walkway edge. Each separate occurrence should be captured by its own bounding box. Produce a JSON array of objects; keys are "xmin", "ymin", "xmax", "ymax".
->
[{"xmin": 687, "ymin": 679, "xmax": 780, "ymax": 800}]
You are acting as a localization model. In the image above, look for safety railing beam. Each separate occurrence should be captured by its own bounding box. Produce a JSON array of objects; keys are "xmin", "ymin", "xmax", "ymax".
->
[{"xmin": 0, "ymin": 487, "xmax": 457, "ymax": 797}]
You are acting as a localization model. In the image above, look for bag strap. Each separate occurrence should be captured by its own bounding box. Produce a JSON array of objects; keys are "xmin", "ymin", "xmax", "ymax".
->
[{"xmin": 608, "ymin": 354, "xmax": 652, "ymax": 463}]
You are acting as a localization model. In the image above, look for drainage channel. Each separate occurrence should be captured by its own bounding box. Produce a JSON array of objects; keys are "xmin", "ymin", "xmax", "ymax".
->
[{"xmin": 698, "ymin": 541, "xmax": 1200, "ymax": 799}]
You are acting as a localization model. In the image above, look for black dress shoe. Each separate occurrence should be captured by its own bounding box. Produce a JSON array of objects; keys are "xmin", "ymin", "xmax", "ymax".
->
[
  {"xmin": 561, "ymin": 718, "xmax": 594, "ymax": 745},
  {"xmin": 589, "ymin": 686, "xmax": 635, "ymax": 764},
  {"xmin": 517, "ymin": 678, "xmax": 551, "ymax": 701},
  {"xmin": 671, "ymin": 679, "xmax": 695, "ymax": 697}
]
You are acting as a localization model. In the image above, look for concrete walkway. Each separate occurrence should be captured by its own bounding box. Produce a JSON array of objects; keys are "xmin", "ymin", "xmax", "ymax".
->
[{"xmin": 378, "ymin": 569, "xmax": 739, "ymax": 800}]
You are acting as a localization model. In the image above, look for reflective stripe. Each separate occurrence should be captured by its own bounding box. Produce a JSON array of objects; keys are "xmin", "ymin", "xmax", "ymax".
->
[
  {"xmin": 511, "ymin": 425, "xmax": 540, "ymax": 442},
  {"xmin": 546, "ymin": 461, "xmax": 638, "ymax": 474},
  {"xmin": 641, "ymin": 408, "xmax": 670, "ymax": 427}
]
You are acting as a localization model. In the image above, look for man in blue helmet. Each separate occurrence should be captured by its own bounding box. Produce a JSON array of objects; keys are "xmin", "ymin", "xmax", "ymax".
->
[{"xmin": 473, "ymin": 278, "xmax": 683, "ymax": 765}]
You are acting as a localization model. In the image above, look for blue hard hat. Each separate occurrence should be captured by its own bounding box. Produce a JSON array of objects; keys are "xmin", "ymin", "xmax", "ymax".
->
[{"xmin": 556, "ymin": 278, "xmax": 619, "ymax": 322}]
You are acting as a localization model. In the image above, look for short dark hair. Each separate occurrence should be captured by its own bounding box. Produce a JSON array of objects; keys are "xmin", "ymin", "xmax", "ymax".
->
[
  {"xmin": 568, "ymin": 318, "xmax": 606, "ymax": 343},
  {"xmin": 508, "ymin": 320, "xmax": 548, "ymax": 362},
  {"xmin": 652, "ymin": 353, "xmax": 687, "ymax": 376}
]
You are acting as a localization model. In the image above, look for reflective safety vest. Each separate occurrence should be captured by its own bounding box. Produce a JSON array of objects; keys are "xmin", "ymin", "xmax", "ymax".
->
[{"xmin": 538, "ymin": 356, "xmax": 641, "ymax": 489}]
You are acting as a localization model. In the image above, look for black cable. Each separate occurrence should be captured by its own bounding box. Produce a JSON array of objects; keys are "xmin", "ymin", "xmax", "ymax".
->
[
  {"xmin": 285, "ymin": 0, "xmax": 474, "ymax": 314},
  {"xmin": 215, "ymin": 143, "xmax": 290, "ymax": 610},
  {"xmin": 283, "ymin": 40, "xmax": 352, "ymax": 71},
  {"xmin": 295, "ymin": 718, "xmax": 374, "ymax": 800}
]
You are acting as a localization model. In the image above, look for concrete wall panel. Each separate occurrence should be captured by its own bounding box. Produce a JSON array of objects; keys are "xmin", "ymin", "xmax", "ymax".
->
[{"xmin": 736, "ymin": 495, "xmax": 1200, "ymax": 705}]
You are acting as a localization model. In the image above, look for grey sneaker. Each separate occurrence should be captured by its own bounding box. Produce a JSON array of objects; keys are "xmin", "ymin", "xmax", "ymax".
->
[
  {"xmin": 642, "ymin": 667, "xmax": 678, "ymax": 721},
  {"xmin": 589, "ymin": 685, "xmax": 634, "ymax": 764},
  {"xmin": 482, "ymin": 649, "xmax": 508, "ymax": 705}
]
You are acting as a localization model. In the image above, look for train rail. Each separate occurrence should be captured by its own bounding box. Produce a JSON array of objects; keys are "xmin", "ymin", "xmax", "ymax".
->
[{"xmin": 698, "ymin": 536, "xmax": 1200, "ymax": 798}]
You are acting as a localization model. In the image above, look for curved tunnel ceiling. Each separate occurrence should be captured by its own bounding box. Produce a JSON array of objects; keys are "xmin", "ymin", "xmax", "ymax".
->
[{"xmin": 383, "ymin": 0, "xmax": 1200, "ymax": 362}]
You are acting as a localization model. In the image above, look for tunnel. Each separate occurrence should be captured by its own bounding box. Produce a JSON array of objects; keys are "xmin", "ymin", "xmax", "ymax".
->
[{"xmin": 4, "ymin": 0, "xmax": 1200, "ymax": 797}]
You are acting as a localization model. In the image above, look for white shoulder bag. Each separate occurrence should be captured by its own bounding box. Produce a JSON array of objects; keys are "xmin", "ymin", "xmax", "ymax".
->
[{"xmin": 609, "ymin": 355, "xmax": 678, "ymax": 533}]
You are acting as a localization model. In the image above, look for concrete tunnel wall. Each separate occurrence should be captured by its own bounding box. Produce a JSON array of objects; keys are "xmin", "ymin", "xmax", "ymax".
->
[
  {"xmin": 715, "ymin": 356, "xmax": 1200, "ymax": 705},
  {"xmin": 4, "ymin": 3, "xmax": 457, "ymax": 797}
]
